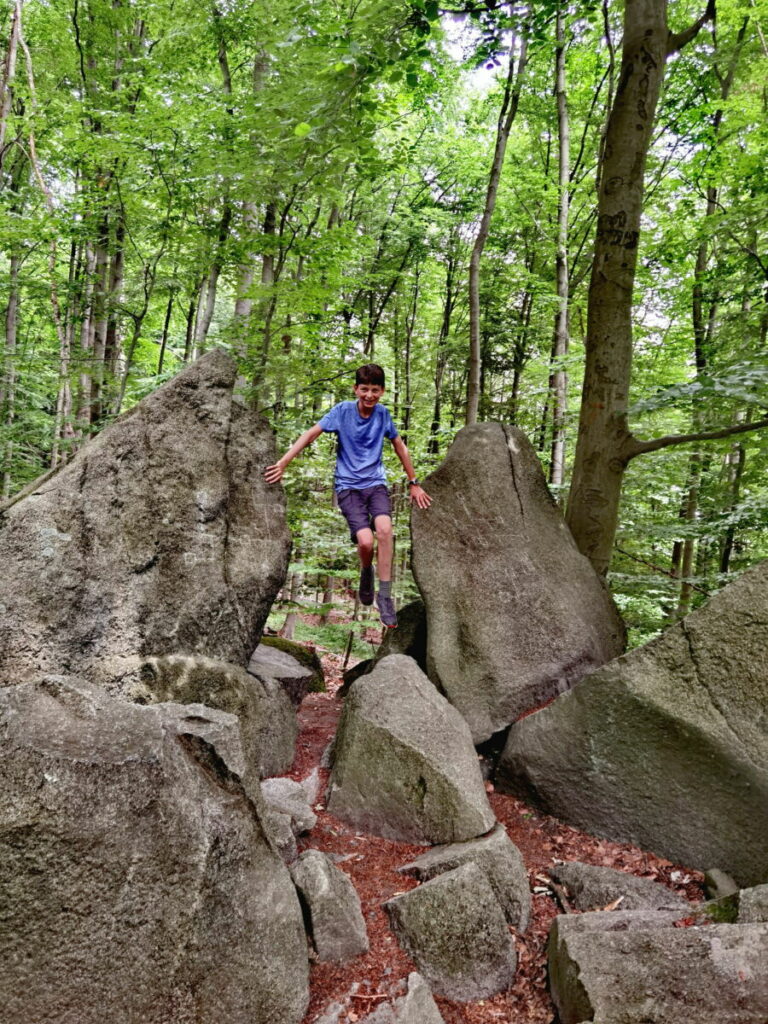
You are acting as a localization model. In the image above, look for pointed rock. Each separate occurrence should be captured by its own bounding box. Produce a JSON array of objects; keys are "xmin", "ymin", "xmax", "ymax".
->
[
  {"xmin": 411, "ymin": 423, "xmax": 624, "ymax": 742},
  {"xmin": 0, "ymin": 350, "xmax": 290, "ymax": 696}
]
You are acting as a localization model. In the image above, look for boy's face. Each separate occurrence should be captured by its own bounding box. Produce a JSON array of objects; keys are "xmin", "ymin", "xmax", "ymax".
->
[{"xmin": 354, "ymin": 382, "xmax": 384, "ymax": 411}]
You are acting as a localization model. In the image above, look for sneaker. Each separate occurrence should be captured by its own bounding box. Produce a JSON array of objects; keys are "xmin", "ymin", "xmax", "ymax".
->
[
  {"xmin": 376, "ymin": 591, "xmax": 398, "ymax": 628},
  {"xmin": 359, "ymin": 565, "xmax": 374, "ymax": 606}
]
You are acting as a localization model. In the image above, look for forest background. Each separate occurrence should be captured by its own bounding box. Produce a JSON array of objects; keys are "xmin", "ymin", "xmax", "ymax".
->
[{"xmin": 1, "ymin": 0, "xmax": 767, "ymax": 654}]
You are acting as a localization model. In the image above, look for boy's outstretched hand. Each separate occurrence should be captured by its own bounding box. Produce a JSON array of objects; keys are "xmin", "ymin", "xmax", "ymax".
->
[
  {"xmin": 409, "ymin": 484, "xmax": 432, "ymax": 510},
  {"xmin": 264, "ymin": 462, "xmax": 285, "ymax": 484}
]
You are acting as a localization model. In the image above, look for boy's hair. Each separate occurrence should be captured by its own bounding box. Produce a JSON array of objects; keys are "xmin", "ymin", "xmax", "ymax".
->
[{"xmin": 355, "ymin": 363, "xmax": 385, "ymax": 388}]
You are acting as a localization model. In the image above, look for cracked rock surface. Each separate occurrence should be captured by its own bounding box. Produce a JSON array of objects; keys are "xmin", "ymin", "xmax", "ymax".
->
[
  {"xmin": 410, "ymin": 422, "xmax": 625, "ymax": 743},
  {"xmin": 0, "ymin": 350, "xmax": 290, "ymax": 697},
  {"xmin": 498, "ymin": 561, "xmax": 768, "ymax": 886},
  {"xmin": 0, "ymin": 676, "xmax": 308, "ymax": 1024}
]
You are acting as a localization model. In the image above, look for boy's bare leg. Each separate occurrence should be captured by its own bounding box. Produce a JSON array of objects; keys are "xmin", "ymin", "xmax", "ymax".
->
[
  {"xmin": 356, "ymin": 527, "xmax": 375, "ymax": 605},
  {"xmin": 373, "ymin": 515, "xmax": 393, "ymax": 581},
  {"xmin": 373, "ymin": 514, "xmax": 396, "ymax": 627}
]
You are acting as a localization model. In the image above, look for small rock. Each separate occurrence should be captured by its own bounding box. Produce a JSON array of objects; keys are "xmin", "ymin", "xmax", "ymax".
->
[
  {"xmin": 385, "ymin": 862, "xmax": 516, "ymax": 1002},
  {"xmin": 550, "ymin": 861, "xmax": 689, "ymax": 912},
  {"xmin": 248, "ymin": 637, "xmax": 325, "ymax": 706},
  {"xmin": 703, "ymin": 867, "xmax": 740, "ymax": 900},
  {"xmin": 290, "ymin": 850, "xmax": 368, "ymax": 962},
  {"xmin": 399, "ymin": 822, "xmax": 531, "ymax": 930},
  {"xmin": 262, "ymin": 777, "xmax": 317, "ymax": 835},
  {"xmin": 739, "ymin": 884, "xmax": 768, "ymax": 924},
  {"xmin": 263, "ymin": 807, "xmax": 298, "ymax": 864}
]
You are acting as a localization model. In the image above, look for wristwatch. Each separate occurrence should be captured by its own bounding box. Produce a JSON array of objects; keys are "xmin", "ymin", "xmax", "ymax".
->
[{"xmin": 408, "ymin": 478, "xmax": 420, "ymax": 487}]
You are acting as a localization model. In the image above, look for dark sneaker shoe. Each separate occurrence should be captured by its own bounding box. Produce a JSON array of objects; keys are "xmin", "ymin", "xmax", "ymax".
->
[
  {"xmin": 359, "ymin": 565, "xmax": 374, "ymax": 606},
  {"xmin": 376, "ymin": 591, "xmax": 398, "ymax": 628}
]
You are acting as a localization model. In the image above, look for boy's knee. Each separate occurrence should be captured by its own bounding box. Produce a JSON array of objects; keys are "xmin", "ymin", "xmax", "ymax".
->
[
  {"xmin": 356, "ymin": 530, "xmax": 374, "ymax": 556},
  {"xmin": 375, "ymin": 517, "xmax": 393, "ymax": 540}
]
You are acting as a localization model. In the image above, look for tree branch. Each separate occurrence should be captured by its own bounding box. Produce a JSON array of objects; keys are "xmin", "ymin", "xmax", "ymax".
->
[
  {"xmin": 625, "ymin": 416, "xmax": 768, "ymax": 460},
  {"xmin": 667, "ymin": 0, "xmax": 716, "ymax": 55}
]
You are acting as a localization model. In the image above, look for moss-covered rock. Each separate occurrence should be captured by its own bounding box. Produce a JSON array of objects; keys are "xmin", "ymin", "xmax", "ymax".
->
[
  {"xmin": 385, "ymin": 863, "xmax": 516, "ymax": 1001},
  {"xmin": 250, "ymin": 637, "xmax": 325, "ymax": 705}
]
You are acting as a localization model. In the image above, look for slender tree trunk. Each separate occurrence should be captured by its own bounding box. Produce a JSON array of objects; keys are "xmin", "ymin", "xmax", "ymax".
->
[
  {"xmin": 466, "ymin": 22, "xmax": 528, "ymax": 424},
  {"xmin": 549, "ymin": 5, "xmax": 570, "ymax": 489},
  {"xmin": 429, "ymin": 245, "xmax": 458, "ymax": 454},
  {"xmin": 1, "ymin": 252, "xmax": 20, "ymax": 498},
  {"xmin": 719, "ymin": 426, "xmax": 746, "ymax": 574},
  {"xmin": 157, "ymin": 288, "xmax": 175, "ymax": 374},
  {"xmin": 194, "ymin": 200, "xmax": 233, "ymax": 354},
  {"xmin": 0, "ymin": 0, "xmax": 22, "ymax": 167},
  {"xmin": 566, "ymin": 0, "xmax": 714, "ymax": 575}
]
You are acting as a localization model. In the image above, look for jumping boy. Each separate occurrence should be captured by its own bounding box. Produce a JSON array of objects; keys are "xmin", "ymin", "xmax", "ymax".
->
[{"xmin": 264, "ymin": 363, "xmax": 431, "ymax": 628}]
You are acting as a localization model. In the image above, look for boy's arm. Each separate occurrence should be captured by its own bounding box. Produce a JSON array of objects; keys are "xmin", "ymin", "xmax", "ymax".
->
[
  {"xmin": 391, "ymin": 435, "xmax": 432, "ymax": 509},
  {"xmin": 264, "ymin": 423, "xmax": 324, "ymax": 483}
]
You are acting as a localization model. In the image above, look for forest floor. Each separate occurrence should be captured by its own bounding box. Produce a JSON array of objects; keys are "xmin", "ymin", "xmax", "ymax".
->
[{"xmin": 288, "ymin": 632, "xmax": 705, "ymax": 1024}]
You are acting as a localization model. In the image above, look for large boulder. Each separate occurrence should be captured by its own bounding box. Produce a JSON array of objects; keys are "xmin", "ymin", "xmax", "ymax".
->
[
  {"xmin": 0, "ymin": 350, "xmax": 290, "ymax": 697},
  {"xmin": 139, "ymin": 654, "xmax": 297, "ymax": 778},
  {"xmin": 0, "ymin": 676, "xmax": 309, "ymax": 1024},
  {"xmin": 497, "ymin": 561, "xmax": 768, "ymax": 886},
  {"xmin": 548, "ymin": 910, "xmax": 768, "ymax": 1024},
  {"xmin": 410, "ymin": 423, "xmax": 625, "ymax": 742},
  {"xmin": 326, "ymin": 655, "xmax": 496, "ymax": 844},
  {"xmin": 385, "ymin": 862, "xmax": 517, "ymax": 1002}
]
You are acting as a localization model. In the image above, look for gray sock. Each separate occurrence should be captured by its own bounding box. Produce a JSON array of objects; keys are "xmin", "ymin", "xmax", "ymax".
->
[{"xmin": 378, "ymin": 580, "xmax": 391, "ymax": 597}]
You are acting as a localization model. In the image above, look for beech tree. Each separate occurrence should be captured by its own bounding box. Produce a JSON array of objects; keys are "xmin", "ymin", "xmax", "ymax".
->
[{"xmin": 565, "ymin": 0, "xmax": 767, "ymax": 575}]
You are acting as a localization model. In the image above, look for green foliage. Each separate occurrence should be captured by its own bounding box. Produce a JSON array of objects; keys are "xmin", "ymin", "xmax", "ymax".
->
[{"xmin": 1, "ymin": 0, "xmax": 766, "ymax": 642}]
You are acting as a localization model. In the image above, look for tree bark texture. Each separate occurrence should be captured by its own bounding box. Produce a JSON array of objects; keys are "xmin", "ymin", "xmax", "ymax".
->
[{"xmin": 566, "ymin": 0, "xmax": 713, "ymax": 575}]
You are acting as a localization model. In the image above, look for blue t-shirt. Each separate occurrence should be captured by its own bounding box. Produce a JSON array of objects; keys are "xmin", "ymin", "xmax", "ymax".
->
[{"xmin": 319, "ymin": 400, "xmax": 399, "ymax": 491}]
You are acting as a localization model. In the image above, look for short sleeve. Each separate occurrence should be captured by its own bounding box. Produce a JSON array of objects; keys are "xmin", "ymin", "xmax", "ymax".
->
[
  {"xmin": 319, "ymin": 403, "xmax": 342, "ymax": 433},
  {"xmin": 383, "ymin": 407, "xmax": 398, "ymax": 440}
]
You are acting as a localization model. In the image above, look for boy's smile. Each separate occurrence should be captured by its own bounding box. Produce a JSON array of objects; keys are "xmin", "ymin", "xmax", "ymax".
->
[{"xmin": 354, "ymin": 383, "xmax": 384, "ymax": 417}]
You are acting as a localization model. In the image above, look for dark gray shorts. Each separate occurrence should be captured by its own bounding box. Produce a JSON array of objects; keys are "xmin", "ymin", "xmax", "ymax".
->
[{"xmin": 337, "ymin": 485, "xmax": 392, "ymax": 543}]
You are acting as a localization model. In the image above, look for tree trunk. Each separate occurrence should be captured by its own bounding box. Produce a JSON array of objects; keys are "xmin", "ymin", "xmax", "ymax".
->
[
  {"xmin": 0, "ymin": 0, "xmax": 22, "ymax": 167},
  {"xmin": 549, "ymin": 5, "xmax": 570, "ymax": 490},
  {"xmin": 429, "ymin": 243, "xmax": 458, "ymax": 454},
  {"xmin": 566, "ymin": 0, "xmax": 713, "ymax": 575},
  {"xmin": 1, "ymin": 252, "xmax": 20, "ymax": 498},
  {"xmin": 466, "ymin": 22, "xmax": 528, "ymax": 424}
]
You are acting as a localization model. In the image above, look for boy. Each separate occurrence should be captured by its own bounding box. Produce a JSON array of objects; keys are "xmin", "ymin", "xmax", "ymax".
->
[{"xmin": 264, "ymin": 363, "xmax": 431, "ymax": 628}]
